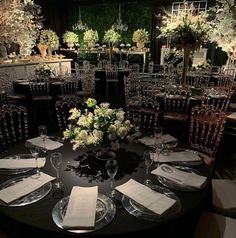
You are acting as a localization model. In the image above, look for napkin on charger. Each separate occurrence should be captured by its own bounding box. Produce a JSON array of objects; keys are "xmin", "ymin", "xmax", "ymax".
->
[
  {"xmin": 27, "ymin": 136, "xmax": 63, "ymax": 150},
  {"xmin": 151, "ymin": 164, "xmax": 207, "ymax": 189},
  {"xmin": 0, "ymin": 157, "xmax": 46, "ymax": 169},
  {"xmin": 151, "ymin": 150, "xmax": 201, "ymax": 163},
  {"xmin": 115, "ymin": 179, "xmax": 176, "ymax": 215},
  {"xmin": 0, "ymin": 172, "xmax": 55, "ymax": 204},
  {"xmin": 139, "ymin": 134, "xmax": 177, "ymax": 147},
  {"xmin": 62, "ymin": 186, "xmax": 98, "ymax": 230}
]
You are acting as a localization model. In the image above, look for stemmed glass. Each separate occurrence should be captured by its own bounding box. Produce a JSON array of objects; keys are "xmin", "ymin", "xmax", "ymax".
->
[
  {"xmin": 153, "ymin": 126, "xmax": 163, "ymax": 148},
  {"xmin": 38, "ymin": 125, "xmax": 47, "ymax": 150},
  {"xmin": 143, "ymin": 150, "xmax": 153, "ymax": 185},
  {"xmin": 50, "ymin": 152, "xmax": 63, "ymax": 188},
  {"xmin": 25, "ymin": 142, "xmax": 41, "ymax": 178},
  {"xmin": 106, "ymin": 159, "xmax": 118, "ymax": 198}
]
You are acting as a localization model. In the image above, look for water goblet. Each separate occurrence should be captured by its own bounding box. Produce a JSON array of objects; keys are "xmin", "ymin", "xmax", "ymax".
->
[
  {"xmin": 38, "ymin": 125, "xmax": 47, "ymax": 150},
  {"xmin": 106, "ymin": 159, "xmax": 118, "ymax": 198},
  {"xmin": 50, "ymin": 152, "xmax": 63, "ymax": 188},
  {"xmin": 153, "ymin": 126, "xmax": 163, "ymax": 147},
  {"xmin": 143, "ymin": 150, "xmax": 153, "ymax": 185},
  {"xmin": 26, "ymin": 142, "xmax": 41, "ymax": 178}
]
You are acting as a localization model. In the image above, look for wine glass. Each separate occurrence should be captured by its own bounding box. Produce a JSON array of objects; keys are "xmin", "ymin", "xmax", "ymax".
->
[
  {"xmin": 153, "ymin": 126, "xmax": 163, "ymax": 152},
  {"xmin": 50, "ymin": 152, "xmax": 63, "ymax": 188},
  {"xmin": 143, "ymin": 150, "xmax": 153, "ymax": 185},
  {"xmin": 25, "ymin": 142, "xmax": 41, "ymax": 178},
  {"xmin": 38, "ymin": 125, "xmax": 47, "ymax": 150},
  {"xmin": 106, "ymin": 159, "xmax": 118, "ymax": 198}
]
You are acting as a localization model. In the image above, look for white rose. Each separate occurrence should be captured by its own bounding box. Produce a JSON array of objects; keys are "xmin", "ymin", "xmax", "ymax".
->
[
  {"xmin": 108, "ymin": 125, "xmax": 116, "ymax": 133},
  {"xmin": 78, "ymin": 115, "xmax": 91, "ymax": 128},
  {"xmin": 78, "ymin": 130, "xmax": 88, "ymax": 140},
  {"xmin": 116, "ymin": 111, "xmax": 125, "ymax": 121},
  {"xmin": 68, "ymin": 108, "xmax": 81, "ymax": 120},
  {"xmin": 117, "ymin": 126, "xmax": 128, "ymax": 138}
]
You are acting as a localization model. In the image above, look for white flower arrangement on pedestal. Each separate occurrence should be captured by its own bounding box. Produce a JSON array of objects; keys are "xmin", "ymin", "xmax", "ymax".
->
[
  {"xmin": 62, "ymin": 31, "xmax": 79, "ymax": 44},
  {"xmin": 132, "ymin": 29, "xmax": 149, "ymax": 44},
  {"xmin": 83, "ymin": 29, "xmax": 99, "ymax": 44},
  {"xmin": 39, "ymin": 29, "xmax": 59, "ymax": 50},
  {"xmin": 63, "ymin": 98, "xmax": 139, "ymax": 151}
]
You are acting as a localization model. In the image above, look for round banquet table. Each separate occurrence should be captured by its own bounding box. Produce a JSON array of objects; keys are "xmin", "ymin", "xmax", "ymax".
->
[{"xmin": 0, "ymin": 136, "xmax": 212, "ymax": 238}]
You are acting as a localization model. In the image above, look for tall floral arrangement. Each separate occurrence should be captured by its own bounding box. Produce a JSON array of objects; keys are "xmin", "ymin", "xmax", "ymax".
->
[
  {"xmin": 39, "ymin": 29, "xmax": 59, "ymax": 49},
  {"xmin": 83, "ymin": 29, "xmax": 99, "ymax": 43},
  {"xmin": 62, "ymin": 31, "xmax": 79, "ymax": 44},
  {"xmin": 207, "ymin": 0, "xmax": 236, "ymax": 60},
  {"xmin": 132, "ymin": 29, "xmax": 149, "ymax": 43},
  {"xmin": 0, "ymin": 0, "xmax": 43, "ymax": 55},
  {"xmin": 63, "ymin": 98, "xmax": 138, "ymax": 151},
  {"xmin": 103, "ymin": 28, "xmax": 121, "ymax": 45},
  {"xmin": 159, "ymin": 4, "xmax": 209, "ymax": 85}
]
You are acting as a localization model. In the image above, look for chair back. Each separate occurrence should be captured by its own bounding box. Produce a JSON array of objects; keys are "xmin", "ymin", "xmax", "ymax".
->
[
  {"xmin": 60, "ymin": 75, "xmax": 80, "ymax": 96},
  {"xmin": 164, "ymin": 89, "xmax": 190, "ymax": 113},
  {"xmin": 189, "ymin": 105, "xmax": 226, "ymax": 158},
  {"xmin": 29, "ymin": 77, "xmax": 50, "ymax": 97},
  {"xmin": 0, "ymin": 104, "xmax": 28, "ymax": 152},
  {"xmin": 148, "ymin": 61, "xmax": 154, "ymax": 74},
  {"xmin": 55, "ymin": 97, "xmax": 85, "ymax": 131},
  {"xmin": 105, "ymin": 69, "xmax": 118, "ymax": 81}
]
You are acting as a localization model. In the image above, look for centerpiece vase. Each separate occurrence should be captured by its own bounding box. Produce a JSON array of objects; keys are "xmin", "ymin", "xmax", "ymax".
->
[
  {"xmin": 47, "ymin": 47, "xmax": 52, "ymax": 58},
  {"xmin": 95, "ymin": 146, "xmax": 116, "ymax": 160},
  {"xmin": 136, "ymin": 42, "xmax": 145, "ymax": 50},
  {"xmin": 182, "ymin": 47, "xmax": 191, "ymax": 87}
]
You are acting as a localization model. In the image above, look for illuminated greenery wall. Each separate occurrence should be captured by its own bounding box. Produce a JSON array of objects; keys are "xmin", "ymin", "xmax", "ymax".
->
[{"xmin": 68, "ymin": 3, "xmax": 153, "ymax": 47}]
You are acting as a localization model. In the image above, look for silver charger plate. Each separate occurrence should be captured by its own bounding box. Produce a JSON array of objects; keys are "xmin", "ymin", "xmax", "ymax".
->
[
  {"xmin": 122, "ymin": 184, "xmax": 181, "ymax": 221},
  {"xmin": 156, "ymin": 165, "xmax": 207, "ymax": 192},
  {"xmin": 0, "ymin": 175, "xmax": 52, "ymax": 207},
  {"xmin": 0, "ymin": 154, "xmax": 36, "ymax": 175},
  {"xmin": 52, "ymin": 193, "xmax": 116, "ymax": 233}
]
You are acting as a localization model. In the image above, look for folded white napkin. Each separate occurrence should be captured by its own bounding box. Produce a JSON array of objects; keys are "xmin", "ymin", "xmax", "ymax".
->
[
  {"xmin": 151, "ymin": 164, "xmax": 207, "ymax": 189},
  {"xmin": 115, "ymin": 179, "xmax": 176, "ymax": 215},
  {"xmin": 139, "ymin": 134, "xmax": 177, "ymax": 146},
  {"xmin": 0, "ymin": 157, "xmax": 46, "ymax": 169},
  {"xmin": 0, "ymin": 172, "xmax": 55, "ymax": 204},
  {"xmin": 62, "ymin": 186, "xmax": 98, "ymax": 230},
  {"xmin": 152, "ymin": 151, "xmax": 201, "ymax": 163},
  {"xmin": 27, "ymin": 136, "xmax": 63, "ymax": 150}
]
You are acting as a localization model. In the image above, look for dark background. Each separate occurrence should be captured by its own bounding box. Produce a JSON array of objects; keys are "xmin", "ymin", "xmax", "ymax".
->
[{"xmin": 34, "ymin": 0, "xmax": 227, "ymax": 66}]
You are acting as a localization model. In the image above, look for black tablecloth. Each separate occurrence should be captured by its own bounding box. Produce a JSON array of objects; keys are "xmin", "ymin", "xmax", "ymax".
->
[{"xmin": 0, "ymin": 138, "xmax": 212, "ymax": 238}]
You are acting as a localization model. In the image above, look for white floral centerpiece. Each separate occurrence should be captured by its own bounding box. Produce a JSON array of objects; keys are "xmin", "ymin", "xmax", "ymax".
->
[
  {"xmin": 34, "ymin": 63, "xmax": 53, "ymax": 78},
  {"xmin": 132, "ymin": 28, "xmax": 149, "ymax": 49},
  {"xmin": 39, "ymin": 29, "xmax": 59, "ymax": 50},
  {"xmin": 63, "ymin": 98, "xmax": 139, "ymax": 157},
  {"xmin": 0, "ymin": 0, "xmax": 43, "ymax": 55},
  {"xmin": 158, "ymin": 5, "xmax": 209, "ymax": 86},
  {"xmin": 83, "ymin": 29, "xmax": 99, "ymax": 48},
  {"xmin": 62, "ymin": 31, "xmax": 78, "ymax": 49}
]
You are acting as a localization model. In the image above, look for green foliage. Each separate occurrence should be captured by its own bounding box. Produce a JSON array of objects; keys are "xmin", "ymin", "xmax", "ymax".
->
[{"xmin": 68, "ymin": 3, "xmax": 152, "ymax": 47}]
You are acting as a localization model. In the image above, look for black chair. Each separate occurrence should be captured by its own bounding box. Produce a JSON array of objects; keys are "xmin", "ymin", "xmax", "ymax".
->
[
  {"xmin": 0, "ymin": 104, "xmax": 28, "ymax": 152},
  {"xmin": 55, "ymin": 97, "xmax": 85, "ymax": 131}
]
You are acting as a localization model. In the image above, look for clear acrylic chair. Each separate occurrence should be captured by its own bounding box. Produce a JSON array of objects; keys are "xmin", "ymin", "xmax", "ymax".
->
[{"xmin": 189, "ymin": 105, "xmax": 226, "ymax": 164}]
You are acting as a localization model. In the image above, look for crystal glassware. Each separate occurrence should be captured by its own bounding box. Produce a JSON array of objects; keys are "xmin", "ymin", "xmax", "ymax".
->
[
  {"xmin": 38, "ymin": 125, "xmax": 47, "ymax": 150},
  {"xmin": 106, "ymin": 159, "xmax": 118, "ymax": 198},
  {"xmin": 26, "ymin": 142, "xmax": 41, "ymax": 178},
  {"xmin": 50, "ymin": 152, "xmax": 63, "ymax": 188},
  {"xmin": 143, "ymin": 150, "xmax": 153, "ymax": 185}
]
